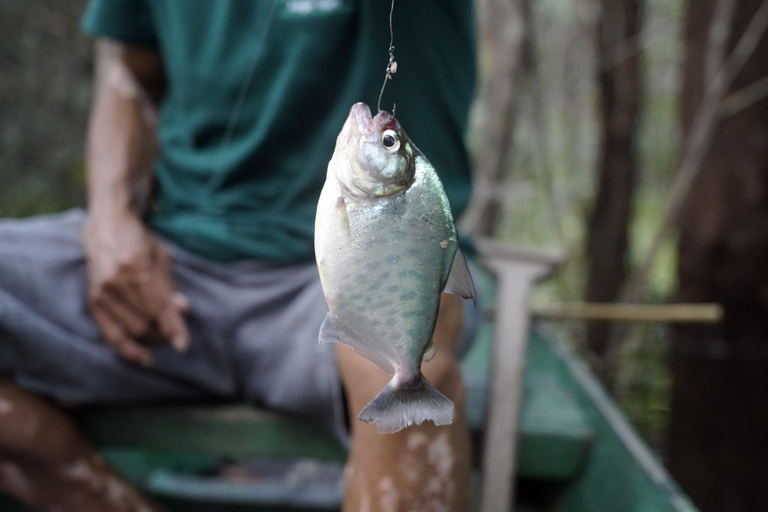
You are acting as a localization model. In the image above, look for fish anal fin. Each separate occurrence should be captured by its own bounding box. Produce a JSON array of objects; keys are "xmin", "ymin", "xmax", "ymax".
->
[
  {"xmin": 318, "ymin": 314, "xmax": 395, "ymax": 374},
  {"xmin": 443, "ymin": 248, "xmax": 476, "ymax": 301},
  {"xmin": 423, "ymin": 340, "xmax": 436, "ymax": 362}
]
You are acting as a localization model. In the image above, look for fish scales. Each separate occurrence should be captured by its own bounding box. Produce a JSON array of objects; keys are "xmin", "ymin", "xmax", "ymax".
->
[
  {"xmin": 315, "ymin": 103, "xmax": 475, "ymax": 434},
  {"xmin": 323, "ymin": 158, "xmax": 455, "ymax": 366}
]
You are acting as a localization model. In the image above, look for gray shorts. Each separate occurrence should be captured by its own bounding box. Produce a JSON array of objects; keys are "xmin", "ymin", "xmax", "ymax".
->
[{"xmin": 0, "ymin": 209, "xmax": 480, "ymax": 444}]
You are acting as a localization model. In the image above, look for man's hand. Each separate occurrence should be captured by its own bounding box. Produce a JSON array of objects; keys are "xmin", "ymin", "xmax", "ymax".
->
[{"xmin": 83, "ymin": 212, "xmax": 189, "ymax": 366}]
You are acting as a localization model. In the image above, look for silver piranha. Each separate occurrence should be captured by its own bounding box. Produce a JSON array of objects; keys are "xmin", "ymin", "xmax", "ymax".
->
[{"xmin": 314, "ymin": 102, "xmax": 475, "ymax": 434}]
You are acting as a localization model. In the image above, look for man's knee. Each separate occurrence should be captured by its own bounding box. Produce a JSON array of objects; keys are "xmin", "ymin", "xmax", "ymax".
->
[
  {"xmin": 0, "ymin": 381, "xmax": 85, "ymax": 464},
  {"xmin": 422, "ymin": 350, "xmax": 466, "ymax": 406}
]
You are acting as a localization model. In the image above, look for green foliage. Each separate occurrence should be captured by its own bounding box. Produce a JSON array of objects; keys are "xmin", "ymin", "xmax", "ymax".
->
[
  {"xmin": 0, "ymin": 0, "xmax": 91, "ymax": 217},
  {"xmin": 615, "ymin": 323, "xmax": 673, "ymax": 456}
]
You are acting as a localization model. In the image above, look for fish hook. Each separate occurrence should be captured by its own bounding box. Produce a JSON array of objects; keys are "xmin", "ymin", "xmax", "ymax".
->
[{"xmin": 377, "ymin": 0, "xmax": 397, "ymax": 114}]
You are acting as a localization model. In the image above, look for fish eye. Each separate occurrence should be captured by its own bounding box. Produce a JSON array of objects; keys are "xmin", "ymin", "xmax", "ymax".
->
[{"xmin": 381, "ymin": 130, "xmax": 400, "ymax": 152}]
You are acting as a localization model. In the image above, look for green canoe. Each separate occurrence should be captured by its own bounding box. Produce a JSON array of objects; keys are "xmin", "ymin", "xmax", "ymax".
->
[{"xmin": 0, "ymin": 323, "xmax": 696, "ymax": 512}]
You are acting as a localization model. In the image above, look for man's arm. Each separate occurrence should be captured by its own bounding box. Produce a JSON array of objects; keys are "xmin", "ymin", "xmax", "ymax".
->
[
  {"xmin": 86, "ymin": 40, "xmax": 164, "ymax": 217},
  {"xmin": 82, "ymin": 40, "xmax": 189, "ymax": 366}
]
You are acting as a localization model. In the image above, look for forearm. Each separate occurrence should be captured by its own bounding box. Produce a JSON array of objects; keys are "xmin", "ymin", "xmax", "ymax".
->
[
  {"xmin": 86, "ymin": 40, "xmax": 164, "ymax": 219},
  {"xmin": 82, "ymin": 41, "xmax": 188, "ymax": 364}
]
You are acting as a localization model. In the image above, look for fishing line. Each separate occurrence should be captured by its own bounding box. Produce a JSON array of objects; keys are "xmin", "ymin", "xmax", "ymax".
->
[
  {"xmin": 377, "ymin": 0, "xmax": 397, "ymax": 113},
  {"xmin": 208, "ymin": 0, "xmax": 280, "ymax": 195}
]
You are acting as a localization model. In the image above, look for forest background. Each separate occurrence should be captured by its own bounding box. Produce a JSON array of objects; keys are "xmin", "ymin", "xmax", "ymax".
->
[{"xmin": 1, "ymin": 1, "xmax": 767, "ymax": 511}]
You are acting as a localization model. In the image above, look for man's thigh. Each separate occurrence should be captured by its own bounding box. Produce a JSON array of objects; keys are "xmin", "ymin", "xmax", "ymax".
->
[
  {"xmin": 0, "ymin": 209, "xmax": 236, "ymax": 405},
  {"xmin": 223, "ymin": 258, "xmax": 347, "ymax": 442}
]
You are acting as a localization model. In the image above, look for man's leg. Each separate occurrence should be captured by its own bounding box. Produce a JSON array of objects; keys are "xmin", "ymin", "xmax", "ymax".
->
[
  {"xmin": 0, "ymin": 380, "xmax": 163, "ymax": 512},
  {"xmin": 0, "ymin": 211, "xmax": 223, "ymax": 512},
  {"xmin": 337, "ymin": 294, "xmax": 471, "ymax": 512}
]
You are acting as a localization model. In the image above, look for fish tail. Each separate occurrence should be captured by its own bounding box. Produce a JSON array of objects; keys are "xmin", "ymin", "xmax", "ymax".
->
[{"xmin": 358, "ymin": 374, "xmax": 454, "ymax": 434}]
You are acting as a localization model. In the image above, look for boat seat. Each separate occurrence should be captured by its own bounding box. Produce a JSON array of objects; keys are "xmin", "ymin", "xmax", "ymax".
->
[{"xmin": 75, "ymin": 325, "xmax": 593, "ymax": 479}]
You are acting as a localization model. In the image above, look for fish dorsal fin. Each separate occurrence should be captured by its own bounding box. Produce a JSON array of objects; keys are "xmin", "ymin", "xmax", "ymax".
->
[
  {"xmin": 319, "ymin": 314, "xmax": 395, "ymax": 375},
  {"xmin": 443, "ymin": 248, "xmax": 476, "ymax": 301}
]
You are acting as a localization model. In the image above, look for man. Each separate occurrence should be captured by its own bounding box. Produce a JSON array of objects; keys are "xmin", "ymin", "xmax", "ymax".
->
[{"xmin": 0, "ymin": 1, "xmax": 478, "ymax": 511}]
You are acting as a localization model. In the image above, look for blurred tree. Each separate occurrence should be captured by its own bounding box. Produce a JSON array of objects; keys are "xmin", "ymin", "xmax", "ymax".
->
[
  {"xmin": 584, "ymin": 0, "xmax": 643, "ymax": 370},
  {"xmin": 465, "ymin": 0, "xmax": 528, "ymax": 237},
  {"xmin": 0, "ymin": 0, "xmax": 90, "ymax": 217},
  {"xmin": 671, "ymin": 0, "xmax": 768, "ymax": 510}
]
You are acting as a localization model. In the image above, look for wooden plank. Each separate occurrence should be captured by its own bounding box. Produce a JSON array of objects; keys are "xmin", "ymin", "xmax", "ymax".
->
[
  {"xmin": 478, "ymin": 256, "xmax": 555, "ymax": 512},
  {"xmin": 474, "ymin": 237, "xmax": 567, "ymax": 266},
  {"xmin": 531, "ymin": 302, "xmax": 723, "ymax": 323},
  {"xmin": 77, "ymin": 405, "xmax": 347, "ymax": 462}
]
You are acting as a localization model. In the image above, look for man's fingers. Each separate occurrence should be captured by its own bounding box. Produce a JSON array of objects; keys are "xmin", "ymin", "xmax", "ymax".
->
[
  {"xmin": 107, "ymin": 242, "xmax": 169, "ymax": 318},
  {"xmin": 91, "ymin": 308, "xmax": 153, "ymax": 366},
  {"xmin": 172, "ymin": 292, "xmax": 190, "ymax": 312},
  {"xmin": 122, "ymin": 270, "xmax": 189, "ymax": 350},
  {"xmin": 84, "ymin": 219, "xmax": 188, "ymax": 354},
  {"xmin": 95, "ymin": 285, "xmax": 152, "ymax": 338},
  {"xmin": 122, "ymin": 272, "xmax": 157, "ymax": 316},
  {"xmin": 156, "ymin": 304, "xmax": 189, "ymax": 352},
  {"xmin": 94, "ymin": 241, "xmax": 190, "ymax": 351},
  {"xmin": 150, "ymin": 245, "xmax": 189, "ymax": 352}
]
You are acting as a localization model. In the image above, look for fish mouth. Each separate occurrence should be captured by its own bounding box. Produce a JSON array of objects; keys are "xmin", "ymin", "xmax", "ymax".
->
[
  {"xmin": 331, "ymin": 102, "xmax": 414, "ymax": 200},
  {"xmin": 342, "ymin": 103, "xmax": 398, "ymax": 140},
  {"xmin": 335, "ymin": 103, "xmax": 373, "ymax": 150},
  {"xmin": 349, "ymin": 102, "xmax": 373, "ymax": 133}
]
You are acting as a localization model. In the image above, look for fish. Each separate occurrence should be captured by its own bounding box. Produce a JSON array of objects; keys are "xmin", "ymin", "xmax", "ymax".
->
[{"xmin": 314, "ymin": 102, "xmax": 475, "ymax": 434}]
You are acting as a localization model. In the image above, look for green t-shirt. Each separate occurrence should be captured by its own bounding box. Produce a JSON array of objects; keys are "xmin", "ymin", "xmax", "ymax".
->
[{"xmin": 82, "ymin": 0, "xmax": 476, "ymax": 263}]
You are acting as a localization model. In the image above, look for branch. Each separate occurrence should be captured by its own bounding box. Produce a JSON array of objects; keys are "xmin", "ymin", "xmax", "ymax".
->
[
  {"xmin": 719, "ymin": 0, "xmax": 768, "ymax": 87},
  {"xmin": 624, "ymin": 0, "xmax": 768, "ymax": 303},
  {"xmin": 464, "ymin": 0, "xmax": 527, "ymax": 237},
  {"xmin": 600, "ymin": 24, "xmax": 658, "ymax": 73},
  {"xmin": 528, "ymin": 75, "xmax": 568, "ymax": 250},
  {"xmin": 533, "ymin": 302, "xmax": 723, "ymax": 323},
  {"xmin": 604, "ymin": 0, "xmax": 768, "ymax": 387},
  {"xmin": 721, "ymin": 74, "xmax": 768, "ymax": 116},
  {"xmin": 706, "ymin": 0, "xmax": 738, "ymax": 85}
]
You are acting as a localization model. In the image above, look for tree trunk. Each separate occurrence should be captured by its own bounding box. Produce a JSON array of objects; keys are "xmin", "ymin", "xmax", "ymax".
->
[
  {"xmin": 584, "ymin": 0, "xmax": 642, "ymax": 364},
  {"xmin": 670, "ymin": 1, "xmax": 768, "ymax": 510},
  {"xmin": 465, "ymin": 0, "xmax": 527, "ymax": 237}
]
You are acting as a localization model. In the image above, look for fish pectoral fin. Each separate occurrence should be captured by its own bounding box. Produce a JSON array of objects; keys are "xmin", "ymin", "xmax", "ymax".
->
[
  {"xmin": 335, "ymin": 195, "xmax": 350, "ymax": 233},
  {"xmin": 443, "ymin": 248, "xmax": 476, "ymax": 301},
  {"xmin": 318, "ymin": 314, "xmax": 395, "ymax": 374}
]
